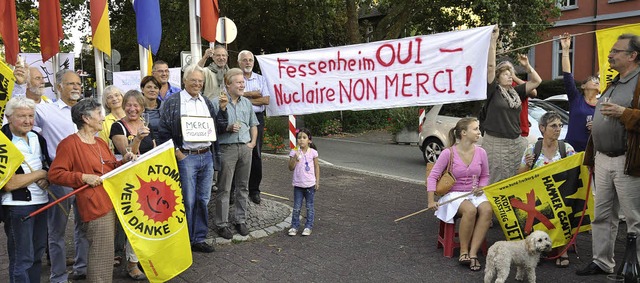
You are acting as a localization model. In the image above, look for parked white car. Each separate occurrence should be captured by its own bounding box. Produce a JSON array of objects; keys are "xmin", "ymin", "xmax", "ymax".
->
[{"xmin": 418, "ymin": 100, "xmax": 569, "ymax": 164}]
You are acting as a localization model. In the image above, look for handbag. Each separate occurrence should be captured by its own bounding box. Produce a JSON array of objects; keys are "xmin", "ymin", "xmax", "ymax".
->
[{"xmin": 432, "ymin": 148, "xmax": 456, "ymax": 196}]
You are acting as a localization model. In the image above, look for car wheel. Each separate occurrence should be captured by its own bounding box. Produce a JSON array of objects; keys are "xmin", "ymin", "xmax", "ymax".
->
[{"xmin": 422, "ymin": 138, "xmax": 443, "ymax": 164}]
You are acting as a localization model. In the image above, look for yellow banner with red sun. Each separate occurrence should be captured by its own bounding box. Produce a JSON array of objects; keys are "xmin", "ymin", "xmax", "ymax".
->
[{"xmin": 102, "ymin": 141, "xmax": 191, "ymax": 283}]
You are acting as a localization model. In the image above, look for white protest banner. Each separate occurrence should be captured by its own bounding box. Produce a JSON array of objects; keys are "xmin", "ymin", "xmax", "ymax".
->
[
  {"xmin": 256, "ymin": 25, "xmax": 494, "ymax": 116},
  {"xmin": 113, "ymin": 68, "xmax": 181, "ymax": 92},
  {"xmin": 19, "ymin": 53, "xmax": 75, "ymax": 101}
]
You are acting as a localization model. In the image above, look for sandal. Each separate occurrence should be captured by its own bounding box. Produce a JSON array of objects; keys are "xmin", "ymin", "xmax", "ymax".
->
[
  {"xmin": 469, "ymin": 257, "xmax": 482, "ymax": 271},
  {"xmin": 458, "ymin": 253, "xmax": 471, "ymax": 265},
  {"xmin": 127, "ymin": 263, "xmax": 147, "ymax": 281},
  {"xmin": 113, "ymin": 256, "xmax": 122, "ymax": 267},
  {"xmin": 555, "ymin": 256, "xmax": 570, "ymax": 268}
]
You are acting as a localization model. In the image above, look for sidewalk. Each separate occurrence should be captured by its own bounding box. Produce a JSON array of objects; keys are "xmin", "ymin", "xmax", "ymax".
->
[{"xmin": 0, "ymin": 131, "xmax": 626, "ymax": 282}]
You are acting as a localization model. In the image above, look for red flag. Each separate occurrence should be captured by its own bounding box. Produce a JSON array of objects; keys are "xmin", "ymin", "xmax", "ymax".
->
[
  {"xmin": 0, "ymin": 0, "xmax": 19, "ymax": 65},
  {"xmin": 39, "ymin": 0, "xmax": 64, "ymax": 62},
  {"xmin": 200, "ymin": 0, "xmax": 219, "ymax": 43}
]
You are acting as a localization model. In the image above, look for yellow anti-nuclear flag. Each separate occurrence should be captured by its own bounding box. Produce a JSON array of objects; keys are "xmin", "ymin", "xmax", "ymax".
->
[
  {"xmin": 0, "ymin": 131, "xmax": 25, "ymax": 189},
  {"xmin": 0, "ymin": 59, "xmax": 16, "ymax": 119},
  {"xmin": 483, "ymin": 153, "xmax": 594, "ymax": 248},
  {"xmin": 596, "ymin": 23, "xmax": 640, "ymax": 93},
  {"xmin": 102, "ymin": 141, "xmax": 191, "ymax": 283}
]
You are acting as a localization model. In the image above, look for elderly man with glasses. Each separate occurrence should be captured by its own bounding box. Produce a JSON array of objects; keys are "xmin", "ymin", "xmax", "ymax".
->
[
  {"xmin": 158, "ymin": 64, "xmax": 227, "ymax": 253},
  {"xmin": 578, "ymin": 33, "xmax": 640, "ymax": 276},
  {"xmin": 34, "ymin": 69, "xmax": 89, "ymax": 282}
]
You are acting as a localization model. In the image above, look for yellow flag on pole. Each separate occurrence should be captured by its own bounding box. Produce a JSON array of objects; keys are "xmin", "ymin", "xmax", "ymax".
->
[
  {"xmin": 147, "ymin": 46, "xmax": 153, "ymax": 76},
  {"xmin": 596, "ymin": 23, "xmax": 640, "ymax": 93},
  {"xmin": 483, "ymin": 153, "xmax": 594, "ymax": 248},
  {"xmin": 0, "ymin": 59, "xmax": 16, "ymax": 118},
  {"xmin": 0, "ymin": 131, "xmax": 25, "ymax": 189},
  {"xmin": 102, "ymin": 141, "xmax": 191, "ymax": 283}
]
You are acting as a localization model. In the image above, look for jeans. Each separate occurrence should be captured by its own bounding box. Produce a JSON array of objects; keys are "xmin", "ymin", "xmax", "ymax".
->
[
  {"xmin": 291, "ymin": 186, "xmax": 316, "ymax": 229},
  {"xmin": 216, "ymin": 143, "xmax": 252, "ymax": 227},
  {"xmin": 3, "ymin": 204, "xmax": 47, "ymax": 283},
  {"xmin": 47, "ymin": 184, "xmax": 88, "ymax": 283},
  {"xmin": 177, "ymin": 151, "xmax": 214, "ymax": 244}
]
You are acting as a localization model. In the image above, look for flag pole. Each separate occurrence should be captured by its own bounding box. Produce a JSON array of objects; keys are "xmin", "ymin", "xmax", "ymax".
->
[
  {"xmin": 94, "ymin": 48, "xmax": 105, "ymax": 104},
  {"xmin": 51, "ymin": 54, "xmax": 60, "ymax": 100},
  {"xmin": 138, "ymin": 45, "xmax": 147, "ymax": 79},
  {"xmin": 22, "ymin": 184, "xmax": 90, "ymax": 222},
  {"xmin": 189, "ymin": 0, "xmax": 202, "ymax": 63}
]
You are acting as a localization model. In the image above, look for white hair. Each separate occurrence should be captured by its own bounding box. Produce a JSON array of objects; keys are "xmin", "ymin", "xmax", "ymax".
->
[{"xmin": 5, "ymin": 97, "xmax": 36, "ymax": 117}]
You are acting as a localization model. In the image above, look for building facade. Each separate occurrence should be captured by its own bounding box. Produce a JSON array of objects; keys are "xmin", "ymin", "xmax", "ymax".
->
[{"xmin": 535, "ymin": 0, "xmax": 640, "ymax": 82}]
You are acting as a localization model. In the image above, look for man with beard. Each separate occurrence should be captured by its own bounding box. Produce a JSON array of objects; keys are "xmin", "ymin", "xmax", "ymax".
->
[
  {"xmin": 35, "ymin": 69, "xmax": 90, "ymax": 282},
  {"xmin": 198, "ymin": 45, "xmax": 229, "ymax": 100},
  {"xmin": 152, "ymin": 60, "xmax": 181, "ymax": 101},
  {"xmin": 25, "ymin": 67, "xmax": 53, "ymax": 104}
]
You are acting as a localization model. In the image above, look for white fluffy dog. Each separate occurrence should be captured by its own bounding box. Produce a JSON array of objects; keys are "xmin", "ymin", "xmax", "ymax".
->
[{"xmin": 484, "ymin": 230, "xmax": 552, "ymax": 283}]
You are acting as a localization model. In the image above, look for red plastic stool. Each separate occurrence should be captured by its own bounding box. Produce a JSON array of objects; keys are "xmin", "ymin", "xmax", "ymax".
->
[{"xmin": 436, "ymin": 219, "xmax": 489, "ymax": 258}]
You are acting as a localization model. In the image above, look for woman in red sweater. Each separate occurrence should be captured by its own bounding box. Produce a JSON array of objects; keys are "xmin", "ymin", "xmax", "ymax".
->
[{"xmin": 49, "ymin": 98, "xmax": 134, "ymax": 282}]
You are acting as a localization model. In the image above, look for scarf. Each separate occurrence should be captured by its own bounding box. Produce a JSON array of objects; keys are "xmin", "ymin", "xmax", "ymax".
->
[
  {"xmin": 497, "ymin": 85, "xmax": 521, "ymax": 109},
  {"xmin": 208, "ymin": 64, "xmax": 229, "ymax": 87}
]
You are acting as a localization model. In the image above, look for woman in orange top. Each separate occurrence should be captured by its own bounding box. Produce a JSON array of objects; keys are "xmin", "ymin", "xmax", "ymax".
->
[{"xmin": 49, "ymin": 98, "xmax": 134, "ymax": 282}]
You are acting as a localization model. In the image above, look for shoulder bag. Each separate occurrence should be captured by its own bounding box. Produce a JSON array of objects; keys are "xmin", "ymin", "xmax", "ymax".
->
[{"xmin": 425, "ymin": 148, "xmax": 457, "ymax": 196}]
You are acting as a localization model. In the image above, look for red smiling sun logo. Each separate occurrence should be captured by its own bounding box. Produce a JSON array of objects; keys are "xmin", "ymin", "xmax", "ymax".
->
[{"xmin": 136, "ymin": 176, "xmax": 177, "ymax": 223}]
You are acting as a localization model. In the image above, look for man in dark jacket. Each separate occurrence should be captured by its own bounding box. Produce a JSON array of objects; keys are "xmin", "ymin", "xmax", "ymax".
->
[{"xmin": 158, "ymin": 64, "xmax": 227, "ymax": 253}]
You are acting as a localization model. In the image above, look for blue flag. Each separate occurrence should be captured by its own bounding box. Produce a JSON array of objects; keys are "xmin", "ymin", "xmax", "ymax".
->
[{"xmin": 133, "ymin": 0, "xmax": 162, "ymax": 54}]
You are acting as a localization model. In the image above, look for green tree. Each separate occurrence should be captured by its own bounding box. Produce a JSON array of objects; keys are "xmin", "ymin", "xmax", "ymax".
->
[{"xmin": 362, "ymin": 0, "xmax": 561, "ymax": 50}]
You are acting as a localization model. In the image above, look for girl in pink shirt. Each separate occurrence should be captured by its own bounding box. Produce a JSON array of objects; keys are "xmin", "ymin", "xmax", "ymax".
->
[
  {"xmin": 287, "ymin": 128, "xmax": 320, "ymax": 236},
  {"xmin": 427, "ymin": 117, "xmax": 491, "ymax": 272}
]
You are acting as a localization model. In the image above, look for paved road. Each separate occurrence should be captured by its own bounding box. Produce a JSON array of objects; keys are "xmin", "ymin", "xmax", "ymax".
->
[
  {"xmin": 314, "ymin": 131, "xmax": 425, "ymax": 184},
  {"xmin": 0, "ymin": 132, "xmax": 626, "ymax": 282}
]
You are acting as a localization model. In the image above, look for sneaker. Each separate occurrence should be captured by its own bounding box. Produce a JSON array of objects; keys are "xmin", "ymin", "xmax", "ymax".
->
[
  {"xmin": 302, "ymin": 228, "xmax": 312, "ymax": 236},
  {"xmin": 288, "ymin": 228, "xmax": 298, "ymax": 236},
  {"xmin": 218, "ymin": 227, "xmax": 233, "ymax": 239},
  {"xmin": 236, "ymin": 223, "xmax": 249, "ymax": 236}
]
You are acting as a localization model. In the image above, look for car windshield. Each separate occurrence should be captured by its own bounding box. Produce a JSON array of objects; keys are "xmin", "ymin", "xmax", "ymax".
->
[{"xmin": 529, "ymin": 100, "xmax": 569, "ymax": 124}]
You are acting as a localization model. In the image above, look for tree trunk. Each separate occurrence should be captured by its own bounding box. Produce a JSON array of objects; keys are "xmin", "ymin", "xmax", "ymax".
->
[{"xmin": 345, "ymin": 0, "xmax": 360, "ymax": 44}]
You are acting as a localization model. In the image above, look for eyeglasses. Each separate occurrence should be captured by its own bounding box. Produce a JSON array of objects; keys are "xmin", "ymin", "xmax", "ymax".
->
[
  {"xmin": 64, "ymin": 82, "xmax": 82, "ymax": 87},
  {"xmin": 610, "ymin": 48, "xmax": 632, "ymax": 54},
  {"xmin": 240, "ymin": 59, "xmax": 254, "ymax": 63},
  {"xmin": 547, "ymin": 124, "xmax": 563, "ymax": 129},
  {"xmin": 188, "ymin": 79, "xmax": 204, "ymax": 84}
]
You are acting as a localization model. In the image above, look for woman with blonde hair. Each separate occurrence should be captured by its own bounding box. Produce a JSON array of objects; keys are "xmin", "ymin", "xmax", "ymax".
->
[
  {"xmin": 427, "ymin": 117, "xmax": 491, "ymax": 271},
  {"xmin": 98, "ymin": 85, "xmax": 125, "ymax": 151}
]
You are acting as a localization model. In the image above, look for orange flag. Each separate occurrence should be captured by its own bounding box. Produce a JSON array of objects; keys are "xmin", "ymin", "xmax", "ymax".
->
[
  {"xmin": 90, "ymin": 0, "xmax": 112, "ymax": 57},
  {"xmin": 39, "ymin": 0, "xmax": 64, "ymax": 62},
  {"xmin": 200, "ymin": 0, "xmax": 219, "ymax": 43},
  {"xmin": 0, "ymin": 0, "xmax": 19, "ymax": 65}
]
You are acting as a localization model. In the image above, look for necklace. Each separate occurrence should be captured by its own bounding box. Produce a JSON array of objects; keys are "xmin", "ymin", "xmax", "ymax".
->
[
  {"xmin": 79, "ymin": 134, "xmax": 105, "ymax": 174},
  {"xmin": 300, "ymin": 148, "xmax": 311, "ymax": 172}
]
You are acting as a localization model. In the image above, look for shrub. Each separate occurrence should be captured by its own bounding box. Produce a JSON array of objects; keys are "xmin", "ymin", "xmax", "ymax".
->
[
  {"xmin": 387, "ymin": 107, "xmax": 421, "ymax": 135},
  {"xmin": 319, "ymin": 118, "xmax": 342, "ymax": 136},
  {"xmin": 264, "ymin": 116, "xmax": 288, "ymax": 152}
]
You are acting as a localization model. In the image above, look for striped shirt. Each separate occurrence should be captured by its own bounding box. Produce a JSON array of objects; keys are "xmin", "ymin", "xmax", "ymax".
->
[{"xmin": 244, "ymin": 72, "xmax": 269, "ymax": 113}]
